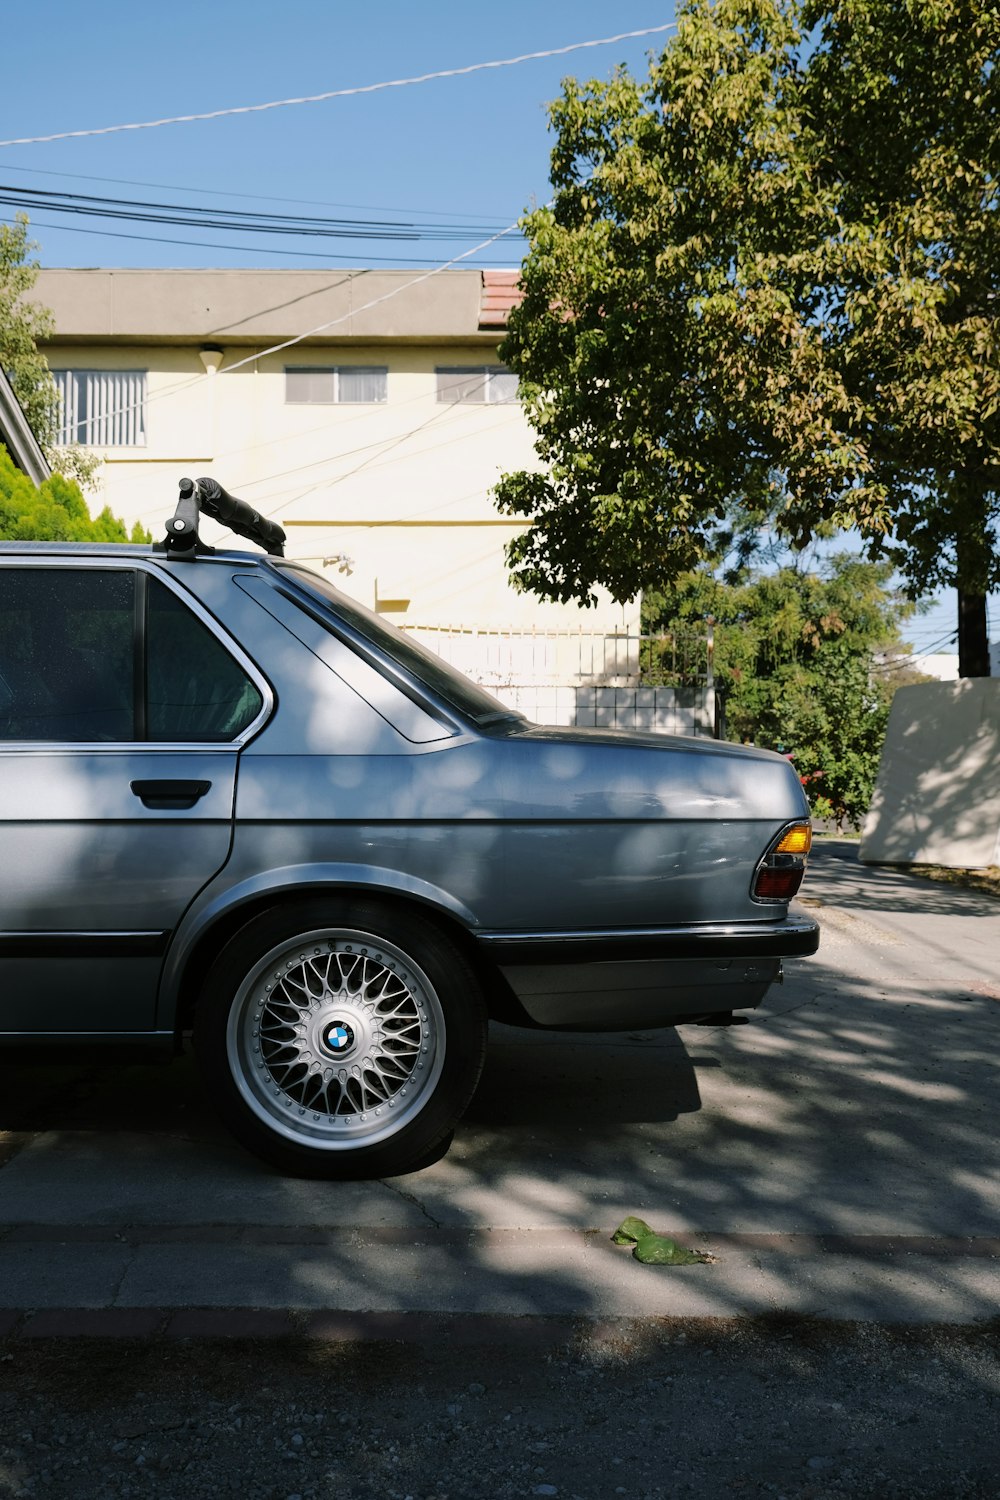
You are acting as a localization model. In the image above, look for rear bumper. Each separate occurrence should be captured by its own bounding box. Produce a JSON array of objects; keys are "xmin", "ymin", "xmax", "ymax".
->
[
  {"xmin": 476, "ymin": 914, "xmax": 818, "ymax": 1032},
  {"xmin": 476, "ymin": 913, "xmax": 819, "ymax": 966}
]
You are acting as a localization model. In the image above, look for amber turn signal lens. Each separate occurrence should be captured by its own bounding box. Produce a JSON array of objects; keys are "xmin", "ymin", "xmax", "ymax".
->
[
  {"xmin": 776, "ymin": 824, "xmax": 812, "ymax": 855},
  {"xmin": 751, "ymin": 822, "xmax": 812, "ymax": 902}
]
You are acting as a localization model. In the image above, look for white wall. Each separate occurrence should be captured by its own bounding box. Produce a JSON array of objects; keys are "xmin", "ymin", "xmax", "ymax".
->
[{"xmin": 48, "ymin": 340, "xmax": 636, "ymax": 635}]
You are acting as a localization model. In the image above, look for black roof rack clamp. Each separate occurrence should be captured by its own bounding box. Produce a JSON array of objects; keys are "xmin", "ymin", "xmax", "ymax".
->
[{"xmin": 156, "ymin": 477, "xmax": 286, "ymax": 560}]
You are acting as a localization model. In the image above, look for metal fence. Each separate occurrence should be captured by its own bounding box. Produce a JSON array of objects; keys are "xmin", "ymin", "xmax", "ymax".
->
[
  {"xmin": 404, "ymin": 624, "xmax": 713, "ymax": 689},
  {"xmin": 403, "ymin": 624, "xmax": 717, "ymax": 735}
]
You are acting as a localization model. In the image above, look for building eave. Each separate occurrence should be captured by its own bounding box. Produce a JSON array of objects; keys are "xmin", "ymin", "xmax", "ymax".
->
[{"xmin": 34, "ymin": 267, "xmax": 521, "ymax": 348}]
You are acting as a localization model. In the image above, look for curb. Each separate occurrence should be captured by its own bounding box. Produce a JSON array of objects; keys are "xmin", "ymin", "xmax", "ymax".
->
[
  {"xmin": 0, "ymin": 1307, "xmax": 583, "ymax": 1344},
  {"xmin": 1, "ymin": 1307, "xmax": 998, "ymax": 1345}
]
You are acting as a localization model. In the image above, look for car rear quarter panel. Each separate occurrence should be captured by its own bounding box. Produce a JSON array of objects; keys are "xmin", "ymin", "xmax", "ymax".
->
[
  {"xmin": 492, "ymin": 731, "xmax": 808, "ymax": 927},
  {"xmin": 184, "ymin": 730, "xmax": 806, "ymax": 940},
  {"xmin": 156, "ymin": 561, "xmax": 812, "ymax": 1029}
]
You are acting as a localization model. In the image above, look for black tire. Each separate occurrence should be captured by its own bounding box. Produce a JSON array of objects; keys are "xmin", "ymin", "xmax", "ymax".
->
[{"xmin": 196, "ymin": 897, "xmax": 488, "ymax": 1179}]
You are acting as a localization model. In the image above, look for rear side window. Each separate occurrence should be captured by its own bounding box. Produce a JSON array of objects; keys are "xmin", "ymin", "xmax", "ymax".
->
[
  {"xmin": 0, "ymin": 567, "xmax": 262, "ymax": 744},
  {"xmin": 0, "ymin": 569, "xmax": 135, "ymax": 741},
  {"xmin": 146, "ymin": 579, "xmax": 262, "ymax": 741}
]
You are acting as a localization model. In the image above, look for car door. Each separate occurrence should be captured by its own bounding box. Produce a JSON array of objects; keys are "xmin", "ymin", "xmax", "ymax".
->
[{"xmin": 0, "ymin": 557, "xmax": 270, "ymax": 1038}]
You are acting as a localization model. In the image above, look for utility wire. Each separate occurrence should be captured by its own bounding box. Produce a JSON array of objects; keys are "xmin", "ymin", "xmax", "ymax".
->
[
  {"xmin": 235, "ymin": 391, "xmax": 492, "ymax": 495},
  {"xmin": 245, "ymin": 373, "xmax": 497, "ymax": 509},
  {"xmin": 876, "ymin": 631, "xmax": 959, "ymax": 670},
  {"xmin": 218, "ymin": 219, "xmax": 524, "ymax": 375},
  {"xmin": 266, "ymin": 397, "xmax": 479, "ymax": 516},
  {"xmin": 0, "ymin": 160, "xmax": 515, "ymax": 220},
  {"xmin": 41, "ymin": 221, "xmax": 525, "ymax": 434},
  {"xmin": 0, "ymin": 25, "xmax": 677, "ymax": 148},
  {"xmin": 220, "ymin": 374, "xmax": 502, "ymax": 474},
  {"xmin": 215, "ymin": 367, "xmax": 504, "ymax": 472},
  {"xmin": 2, "ymin": 214, "xmax": 517, "ymax": 266},
  {"xmin": 0, "ymin": 183, "xmax": 512, "ymax": 240}
]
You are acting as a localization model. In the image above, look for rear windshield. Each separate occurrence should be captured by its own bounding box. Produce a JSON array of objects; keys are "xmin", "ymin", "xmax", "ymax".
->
[{"xmin": 272, "ymin": 562, "xmax": 519, "ymax": 728}]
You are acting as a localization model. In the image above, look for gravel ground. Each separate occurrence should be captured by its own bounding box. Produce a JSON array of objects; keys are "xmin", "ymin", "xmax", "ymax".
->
[{"xmin": 0, "ymin": 1318, "xmax": 997, "ymax": 1499}]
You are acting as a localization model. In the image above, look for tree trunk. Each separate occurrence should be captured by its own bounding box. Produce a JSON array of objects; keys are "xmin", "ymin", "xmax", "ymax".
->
[
  {"xmin": 957, "ymin": 590, "xmax": 990, "ymax": 677},
  {"xmin": 955, "ymin": 485, "xmax": 992, "ymax": 677}
]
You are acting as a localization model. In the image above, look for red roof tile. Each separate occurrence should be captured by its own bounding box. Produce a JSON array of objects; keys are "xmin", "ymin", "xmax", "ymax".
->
[{"xmin": 479, "ymin": 270, "xmax": 522, "ymax": 329}]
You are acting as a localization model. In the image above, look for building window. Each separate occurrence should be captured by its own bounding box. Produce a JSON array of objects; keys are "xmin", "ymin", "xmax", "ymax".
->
[
  {"xmin": 435, "ymin": 366, "xmax": 519, "ymax": 404},
  {"xmin": 52, "ymin": 369, "xmax": 147, "ymax": 447},
  {"xmin": 285, "ymin": 366, "xmax": 387, "ymax": 404}
]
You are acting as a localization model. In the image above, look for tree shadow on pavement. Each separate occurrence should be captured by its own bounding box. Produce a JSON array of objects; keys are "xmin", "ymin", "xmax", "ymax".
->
[{"xmin": 805, "ymin": 837, "xmax": 1000, "ymax": 918}]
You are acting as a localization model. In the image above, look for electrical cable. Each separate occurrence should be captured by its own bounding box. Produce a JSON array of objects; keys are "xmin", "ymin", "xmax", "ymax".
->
[
  {"xmin": 0, "ymin": 25, "xmax": 677, "ymax": 148},
  {"xmin": 215, "ymin": 367, "xmax": 493, "ymax": 470},
  {"xmin": 262, "ymin": 374, "xmax": 502, "ymax": 513},
  {"xmin": 876, "ymin": 631, "xmax": 959, "ymax": 669},
  {"xmin": 39, "ymin": 216, "xmax": 527, "ymax": 438},
  {"xmin": 217, "ymin": 219, "xmax": 524, "ymax": 374},
  {"xmin": 0, "ymin": 183, "xmax": 513, "ymax": 239},
  {"xmin": 266, "ymin": 398, "xmax": 475, "ymax": 515},
  {"xmin": 0, "ymin": 159, "xmax": 513, "ymax": 220},
  {"xmin": 233, "ymin": 386, "xmax": 493, "ymax": 496},
  {"xmin": 1, "ymin": 214, "xmax": 520, "ymax": 266}
]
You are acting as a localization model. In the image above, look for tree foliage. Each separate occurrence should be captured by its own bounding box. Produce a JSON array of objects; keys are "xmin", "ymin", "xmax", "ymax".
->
[
  {"xmin": 643, "ymin": 551, "xmax": 920, "ymax": 827},
  {"xmin": 496, "ymin": 0, "xmax": 1000, "ymax": 673},
  {"xmin": 0, "ymin": 214, "xmax": 98, "ymax": 489},
  {"xmin": 0, "ymin": 445, "xmax": 147, "ymax": 544},
  {"xmin": 0, "ymin": 216, "xmax": 59, "ymax": 447}
]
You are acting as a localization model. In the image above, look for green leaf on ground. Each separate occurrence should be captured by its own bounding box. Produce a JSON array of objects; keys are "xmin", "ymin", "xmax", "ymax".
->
[{"xmin": 611, "ymin": 1216, "xmax": 716, "ymax": 1265}]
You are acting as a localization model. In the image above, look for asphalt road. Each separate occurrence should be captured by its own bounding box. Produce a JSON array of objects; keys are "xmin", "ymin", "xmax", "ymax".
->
[
  {"xmin": 0, "ymin": 839, "xmax": 998, "ymax": 1328},
  {"xmin": 1, "ymin": 839, "xmax": 998, "ymax": 1500}
]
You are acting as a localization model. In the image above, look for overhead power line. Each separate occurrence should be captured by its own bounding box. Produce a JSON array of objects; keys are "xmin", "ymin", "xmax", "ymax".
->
[
  {"xmin": 877, "ymin": 632, "xmax": 959, "ymax": 670},
  {"xmin": 0, "ymin": 160, "xmax": 510, "ymax": 220},
  {"xmin": 0, "ymin": 215, "xmax": 518, "ymax": 265},
  {"xmin": 0, "ymin": 183, "xmax": 514, "ymax": 242},
  {"xmin": 0, "ymin": 25, "xmax": 677, "ymax": 148},
  {"xmin": 35, "ymin": 218, "xmax": 527, "ymax": 435},
  {"xmin": 218, "ymin": 219, "xmax": 524, "ymax": 374}
]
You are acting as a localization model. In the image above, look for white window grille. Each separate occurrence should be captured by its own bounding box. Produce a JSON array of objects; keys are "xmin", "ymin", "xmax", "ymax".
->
[
  {"xmin": 52, "ymin": 369, "xmax": 147, "ymax": 447},
  {"xmin": 435, "ymin": 366, "xmax": 519, "ymax": 404},
  {"xmin": 285, "ymin": 367, "xmax": 387, "ymax": 404}
]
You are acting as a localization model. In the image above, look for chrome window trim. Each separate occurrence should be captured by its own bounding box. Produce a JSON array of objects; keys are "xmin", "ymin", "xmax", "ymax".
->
[{"xmin": 0, "ymin": 554, "xmax": 274, "ymax": 750}]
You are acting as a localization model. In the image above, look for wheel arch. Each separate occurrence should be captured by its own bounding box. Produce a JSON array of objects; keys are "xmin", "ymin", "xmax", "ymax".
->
[{"xmin": 164, "ymin": 878, "xmax": 531, "ymax": 1041}]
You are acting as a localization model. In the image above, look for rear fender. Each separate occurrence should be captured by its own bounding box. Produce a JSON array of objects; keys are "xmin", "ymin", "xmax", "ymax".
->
[{"xmin": 156, "ymin": 862, "xmax": 480, "ymax": 1033}]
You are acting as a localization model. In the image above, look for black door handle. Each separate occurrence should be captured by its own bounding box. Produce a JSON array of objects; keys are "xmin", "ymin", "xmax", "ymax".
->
[{"xmin": 130, "ymin": 779, "xmax": 212, "ymax": 810}]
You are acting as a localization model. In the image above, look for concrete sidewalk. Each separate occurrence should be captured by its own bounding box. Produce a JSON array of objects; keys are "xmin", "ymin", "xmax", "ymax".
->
[{"xmin": 1, "ymin": 839, "xmax": 997, "ymax": 1332}]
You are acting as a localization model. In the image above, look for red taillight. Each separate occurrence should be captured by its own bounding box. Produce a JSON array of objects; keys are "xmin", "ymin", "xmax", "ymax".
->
[
  {"xmin": 754, "ymin": 864, "xmax": 806, "ymax": 900},
  {"xmin": 752, "ymin": 823, "xmax": 811, "ymax": 903}
]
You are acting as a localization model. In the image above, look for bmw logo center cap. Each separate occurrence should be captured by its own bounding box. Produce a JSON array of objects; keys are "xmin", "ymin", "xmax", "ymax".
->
[{"xmin": 324, "ymin": 1020, "xmax": 355, "ymax": 1054}]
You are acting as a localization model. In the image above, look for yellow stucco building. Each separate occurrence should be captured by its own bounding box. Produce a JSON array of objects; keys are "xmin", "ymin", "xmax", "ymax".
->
[
  {"xmin": 36, "ymin": 267, "xmax": 713, "ymax": 731},
  {"xmin": 37, "ymin": 267, "xmax": 632, "ymax": 628}
]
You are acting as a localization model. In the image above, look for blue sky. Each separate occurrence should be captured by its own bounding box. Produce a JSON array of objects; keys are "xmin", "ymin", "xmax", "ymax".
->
[
  {"xmin": 3, "ymin": 2, "xmax": 673, "ymax": 271},
  {"xmin": 2, "ymin": 1, "xmax": 991, "ymax": 651}
]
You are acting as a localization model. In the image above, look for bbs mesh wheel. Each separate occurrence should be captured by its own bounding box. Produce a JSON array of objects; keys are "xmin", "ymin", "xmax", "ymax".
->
[{"xmin": 197, "ymin": 898, "xmax": 488, "ymax": 1178}]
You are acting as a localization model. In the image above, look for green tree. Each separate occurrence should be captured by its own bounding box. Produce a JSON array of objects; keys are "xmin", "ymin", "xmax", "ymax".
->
[
  {"xmin": 496, "ymin": 0, "xmax": 999, "ymax": 676},
  {"xmin": 643, "ymin": 552, "xmax": 918, "ymax": 828},
  {"xmin": 1, "ymin": 214, "xmax": 97, "ymax": 489},
  {"xmin": 0, "ymin": 215, "xmax": 58, "ymax": 446},
  {"xmin": 0, "ymin": 445, "xmax": 147, "ymax": 543}
]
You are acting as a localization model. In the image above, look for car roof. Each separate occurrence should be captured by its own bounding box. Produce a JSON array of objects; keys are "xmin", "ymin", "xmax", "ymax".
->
[{"xmin": 0, "ymin": 540, "xmax": 268, "ymax": 565}]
